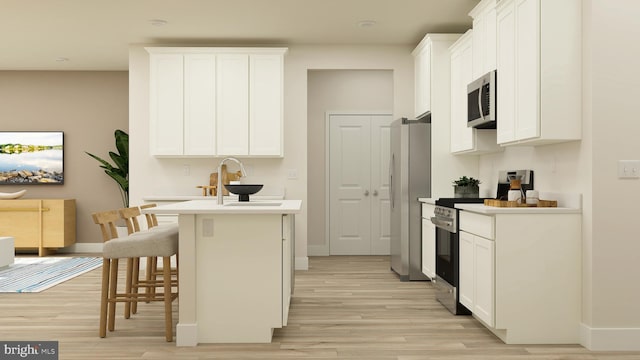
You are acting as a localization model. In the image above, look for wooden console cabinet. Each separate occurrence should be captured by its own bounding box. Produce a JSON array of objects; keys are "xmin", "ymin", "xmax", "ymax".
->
[{"xmin": 0, "ymin": 199, "xmax": 76, "ymax": 256}]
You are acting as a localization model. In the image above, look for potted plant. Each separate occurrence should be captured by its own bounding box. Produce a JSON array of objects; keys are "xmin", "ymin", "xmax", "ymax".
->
[
  {"xmin": 452, "ymin": 176, "xmax": 481, "ymax": 198},
  {"xmin": 86, "ymin": 129, "xmax": 129, "ymax": 207}
]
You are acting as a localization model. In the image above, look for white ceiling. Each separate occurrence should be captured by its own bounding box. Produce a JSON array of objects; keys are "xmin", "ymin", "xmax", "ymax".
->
[{"xmin": 0, "ymin": 0, "xmax": 478, "ymax": 71}]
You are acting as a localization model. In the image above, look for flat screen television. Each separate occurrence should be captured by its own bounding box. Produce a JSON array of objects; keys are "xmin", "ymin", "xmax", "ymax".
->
[{"xmin": 0, "ymin": 131, "xmax": 64, "ymax": 185}]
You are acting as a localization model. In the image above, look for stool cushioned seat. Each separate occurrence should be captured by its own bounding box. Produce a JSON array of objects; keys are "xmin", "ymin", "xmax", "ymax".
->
[{"xmin": 103, "ymin": 231, "xmax": 178, "ymax": 259}]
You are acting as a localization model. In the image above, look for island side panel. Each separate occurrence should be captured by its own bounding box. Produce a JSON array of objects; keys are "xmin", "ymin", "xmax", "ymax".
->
[
  {"xmin": 196, "ymin": 213, "xmax": 283, "ymax": 343},
  {"xmin": 177, "ymin": 213, "xmax": 198, "ymax": 346}
]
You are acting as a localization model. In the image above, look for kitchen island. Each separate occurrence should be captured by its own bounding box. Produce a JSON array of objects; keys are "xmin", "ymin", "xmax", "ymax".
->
[{"xmin": 143, "ymin": 199, "xmax": 302, "ymax": 346}]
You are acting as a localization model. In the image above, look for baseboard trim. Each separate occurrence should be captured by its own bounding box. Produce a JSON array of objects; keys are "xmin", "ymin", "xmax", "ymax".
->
[
  {"xmin": 59, "ymin": 243, "xmax": 103, "ymax": 254},
  {"xmin": 295, "ymin": 256, "xmax": 308, "ymax": 270},
  {"xmin": 580, "ymin": 323, "xmax": 640, "ymax": 350},
  {"xmin": 307, "ymin": 244, "xmax": 329, "ymax": 256}
]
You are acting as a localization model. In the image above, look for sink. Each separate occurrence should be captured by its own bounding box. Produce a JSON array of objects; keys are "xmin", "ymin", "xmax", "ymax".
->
[{"xmin": 224, "ymin": 202, "xmax": 282, "ymax": 207}]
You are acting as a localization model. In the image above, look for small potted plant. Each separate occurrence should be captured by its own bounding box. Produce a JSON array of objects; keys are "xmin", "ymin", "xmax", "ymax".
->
[{"xmin": 452, "ymin": 176, "xmax": 481, "ymax": 198}]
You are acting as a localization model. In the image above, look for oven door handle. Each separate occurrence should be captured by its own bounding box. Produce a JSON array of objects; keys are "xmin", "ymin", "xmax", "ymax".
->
[{"xmin": 430, "ymin": 217, "xmax": 453, "ymax": 229}]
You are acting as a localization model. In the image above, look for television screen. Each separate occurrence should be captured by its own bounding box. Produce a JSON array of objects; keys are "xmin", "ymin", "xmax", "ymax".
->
[{"xmin": 0, "ymin": 131, "xmax": 64, "ymax": 185}]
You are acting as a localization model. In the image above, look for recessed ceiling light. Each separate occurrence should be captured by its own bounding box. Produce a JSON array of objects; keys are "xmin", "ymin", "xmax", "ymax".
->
[
  {"xmin": 150, "ymin": 19, "xmax": 168, "ymax": 26},
  {"xmin": 357, "ymin": 20, "xmax": 377, "ymax": 28},
  {"xmin": 55, "ymin": 57, "xmax": 69, "ymax": 62}
]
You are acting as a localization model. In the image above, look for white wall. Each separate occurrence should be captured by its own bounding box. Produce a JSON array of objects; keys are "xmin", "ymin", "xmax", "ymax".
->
[{"xmin": 129, "ymin": 44, "xmax": 415, "ymax": 268}]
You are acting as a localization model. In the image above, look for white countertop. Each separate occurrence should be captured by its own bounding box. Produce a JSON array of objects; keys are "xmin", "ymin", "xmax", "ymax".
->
[
  {"xmin": 418, "ymin": 198, "xmax": 437, "ymax": 205},
  {"xmin": 142, "ymin": 199, "xmax": 302, "ymax": 215},
  {"xmin": 455, "ymin": 203, "xmax": 581, "ymax": 214},
  {"xmin": 143, "ymin": 195, "xmax": 284, "ymax": 202}
]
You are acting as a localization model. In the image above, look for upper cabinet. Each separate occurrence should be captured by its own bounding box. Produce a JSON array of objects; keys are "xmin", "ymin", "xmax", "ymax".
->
[
  {"xmin": 413, "ymin": 34, "xmax": 461, "ymax": 119},
  {"xmin": 470, "ymin": 0, "xmax": 497, "ymax": 80},
  {"xmin": 147, "ymin": 47, "xmax": 287, "ymax": 157},
  {"xmin": 496, "ymin": 0, "xmax": 581, "ymax": 146},
  {"xmin": 450, "ymin": 30, "xmax": 502, "ymax": 155}
]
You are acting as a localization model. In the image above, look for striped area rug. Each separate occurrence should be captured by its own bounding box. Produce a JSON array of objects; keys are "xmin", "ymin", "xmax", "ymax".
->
[{"xmin": 0, "ymin": 257, "xmax": 102, "ymax": 293}]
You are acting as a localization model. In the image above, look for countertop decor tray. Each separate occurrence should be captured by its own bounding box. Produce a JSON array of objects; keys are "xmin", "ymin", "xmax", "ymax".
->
[{"xmin": 484, "ymin": 199, "xmax": 558, "ymax": 208}]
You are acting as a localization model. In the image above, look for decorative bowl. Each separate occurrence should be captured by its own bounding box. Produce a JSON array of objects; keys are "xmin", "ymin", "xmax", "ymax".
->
[{"xmin": 223, "ymin": 184, "xmax": 263, "ymax": 202}]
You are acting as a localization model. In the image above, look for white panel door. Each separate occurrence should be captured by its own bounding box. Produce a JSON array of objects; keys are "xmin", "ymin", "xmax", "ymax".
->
[
  {"xmin": 329, "ymin": 114, "xmax": 392, "ymax": 255},
  {"xmin": 514, "ymin": 0, "xmax": 540, "ymax": 141},
  {"xmin": 216, "ymin": 54, "xmax": 249, "ymax": 155},
  {"xmin": 459, "ymin": 231, "xmax": 475, "ymax": 310},
  {"xmin": 149, "ymin": 53, "xmax": 184, "ymax": 156},
  {"xmin": 249, "ymin": 54, "xmax": 283, "ymax": 156},
  {"xmin": 474, "ymin": 235, "xmax": 495, "ymax": 327},
  {"xmin": 184, "ymin": 54, "xmax": 216, "ymax": 155},
  {"xmin": 496, "ymin": 0, "xmax": 516, "ymax": 143},
  {"xmin": 329, "ymin": 115, "xmax": 371, "ymax": 255},
  {"xmin": 370, "ymin": 115, "xmax": 392, "ymax": 255}
]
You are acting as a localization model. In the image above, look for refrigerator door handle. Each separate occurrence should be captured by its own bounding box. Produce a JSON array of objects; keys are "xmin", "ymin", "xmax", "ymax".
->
[{"xmin": 389, "ymin": 154, "xmax": 394, "ymax": 208}]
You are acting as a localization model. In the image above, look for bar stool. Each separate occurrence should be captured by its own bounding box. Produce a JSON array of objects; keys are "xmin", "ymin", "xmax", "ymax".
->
[{"xmin": 92, "ymin": 209, "xmax": 178, "ymax": 341}]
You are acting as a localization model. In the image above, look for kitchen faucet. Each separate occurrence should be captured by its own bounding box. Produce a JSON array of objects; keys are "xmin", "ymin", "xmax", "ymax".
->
[{"xmin": 216, "ymin": 157, "xmax": 247, "ymax": 204}]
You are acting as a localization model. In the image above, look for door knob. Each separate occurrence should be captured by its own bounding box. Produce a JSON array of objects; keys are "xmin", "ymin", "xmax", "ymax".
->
[
  {"xmin": 373, "ymin": 190, "xmax": 378, "ymax": 196},
  {"xmin": 364, "ymin": 190, "xmax": 370, "ymax": 196}
]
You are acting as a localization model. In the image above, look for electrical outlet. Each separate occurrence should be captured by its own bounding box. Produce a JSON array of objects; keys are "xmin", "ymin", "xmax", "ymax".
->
[
  {"xmin": 618, "ymin": 160, "xmax": 640, "ymax": 178},
  {"xmin": 287, "ymin": 169, "xmax": 298, "ymax": 180},
  {"xmin": 202, "ymin": 218, "xmax": 214, "ymax": 237},
  {"xmin": 183, "ymin": 164, "xmax": 190, "ymax": 176}
]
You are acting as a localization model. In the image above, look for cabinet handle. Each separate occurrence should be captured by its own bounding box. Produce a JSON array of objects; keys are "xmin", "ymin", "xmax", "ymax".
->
[
  {"xmin": 364, "ymin": 190, "xmax": 370, "ymax": 196},
  {"xmin": 373, "ymin": 190, "xmax": 378, "ymax": 196}
]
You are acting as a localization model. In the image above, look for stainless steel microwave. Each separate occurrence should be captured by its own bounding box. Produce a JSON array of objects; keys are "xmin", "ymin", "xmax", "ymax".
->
[{"xmin": 467, "ymin": 70, "xmax": 496, "ymax": 129}]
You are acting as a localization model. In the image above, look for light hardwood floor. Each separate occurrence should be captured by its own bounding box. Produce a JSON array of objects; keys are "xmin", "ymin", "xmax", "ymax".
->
[{"xmin": 1, "ymin": 255, "xmax": 638, "ymax": 359}]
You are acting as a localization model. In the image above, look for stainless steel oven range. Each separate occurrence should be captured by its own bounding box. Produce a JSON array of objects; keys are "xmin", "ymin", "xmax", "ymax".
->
[{"xmin": 431, "ymin": 197, "xmax": 486, "ymax": 315}]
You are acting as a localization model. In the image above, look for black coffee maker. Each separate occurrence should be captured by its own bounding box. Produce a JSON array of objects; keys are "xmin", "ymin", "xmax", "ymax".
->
[{"xmin": 496, "ymin": 170, "xmax": 534, "ymax": 200}]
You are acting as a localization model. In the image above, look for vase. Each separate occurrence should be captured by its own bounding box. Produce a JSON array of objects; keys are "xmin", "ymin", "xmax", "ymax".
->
[{"xmin": 454, "ymin": 185, "xmax": 479, "ymax": 198}]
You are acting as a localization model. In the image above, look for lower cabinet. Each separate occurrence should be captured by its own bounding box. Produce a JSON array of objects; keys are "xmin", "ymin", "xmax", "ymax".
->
[
  {"xmin": 458, "ymin": 209, "xmax": 581, "ymax": 344},
  {"xmin": 459, "ymin": 230, "xmax": 494, "ymax": 327},
  {"xmin": 420, "ymin": 203, "xmax": 436, "ymax": 279}
]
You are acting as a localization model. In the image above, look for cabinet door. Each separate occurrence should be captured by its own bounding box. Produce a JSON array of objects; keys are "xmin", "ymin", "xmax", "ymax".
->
[
  {"xmin": 421, "ymin": 218, "xmax": 436, "ymax": 279},
  {"xmin": 472, "ymin": 14, "xmax": 484, "ymax": 79},
  {"xmin": 184, "ymin": 54, "xmax": 216, "ymax": 155},
  {"xmin": 149, "ymin": 54, "xmax": 184, "ymax": 155},
  {"xmin": 496, "ymin": 0, "xmax": 516, "ymax": 144},
  {"xmin": 484, "ymin": 4, "xmax": 497, "ymax": 73},
  {"xmin": 282, "ymin": 214, "xmax": 293, "ymax": 326},
  {"xmin": 249, "ymin": 54, "xmax": 283, "ymax": 156},
  {"xmin": 414, "ymin": 43, "xmax": 431, "ymax": 118},
  {"xmin": 450, "ymin": 35, "xmax": 474, "ymax": 153},
  {"xmin": 216, "ymin": 54, "xmax": 249, "ymax": 155},
  {"xmin": 514, "ymin": 0, "xmax": 540, "ymax": 141},
  {"xmin": 474, "ymin": 235, "xmax": 495, "ymax": 327},
  {"xmin": 459, "ymin": 231, "xmax": 475, "ymax": 309}
]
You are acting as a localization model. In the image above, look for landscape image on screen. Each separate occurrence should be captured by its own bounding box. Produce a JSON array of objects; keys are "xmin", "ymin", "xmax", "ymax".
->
[{"xmin": 0, "ymin": 131, "xmax": 64, "ymax": 184}]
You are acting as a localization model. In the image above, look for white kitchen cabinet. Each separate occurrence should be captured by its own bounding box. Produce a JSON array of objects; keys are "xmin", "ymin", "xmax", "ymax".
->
[
  {"xmin": 470, "ymin": 0, "xmax": 497, "ymax": 79},
  {"xmin": 496, "ymin": 0, "xmax": 581, "ymax": 146},
  {"xmin": 420, "ymin": 203, "xmax": 436, "ymax": 279},
  {"xmin": 249, "ymin": 54, "xmax": 284, "ymax": 156},
  {"xmin": 216, "ymin": 54, "xmax": 250, "ymax": 156},
  {"xmin": 281, "ymin": 214, "xmax": 294, "ymax": 326},
  {"xmin": 413, "ymin": 34, "xmax": 461, "ymax": 119},
  {"xmin": 458, "ymin": 207, "xmax": 581, "ymax": 344},
  {"xmin": 147, "ymin": 47, "xmax": 287, "ymax": 157},
  {"xmin": 184, "ymin": 54, "xmax": 217, "ymax": 155},
  {"xmin": 149, "ymin": 53, "xmax": 184, "ymax": 156},
  {"xmin": 449, "ymin": 30, "xmax": 502, "ymax": 155},
  {"xmin": 413, "ymin": 42, "xmax": 431, "ymax": 118}
]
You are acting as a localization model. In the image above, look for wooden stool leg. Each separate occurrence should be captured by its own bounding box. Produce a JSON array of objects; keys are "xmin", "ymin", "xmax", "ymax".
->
[
  {"xmin": 124, "ymin": 258, "xmax": 133, "ymax": 319},
  {"xmin": 163, "ymin": 256, "xmax": 173, "ymax": 342},
  {"xmin": 131, "ymin": 257, "xmax": 140, "ymax": 314},
  {"xmin": 145, "ymin": 256, "xmax": 153, "ymax": 303},
  {"xmin": 99, "ymin": 258, "xmax": 110, "ymax": 338},
  {"xmin": 108, "ymin": 258, "xmax": 119, "ymax": 332}
]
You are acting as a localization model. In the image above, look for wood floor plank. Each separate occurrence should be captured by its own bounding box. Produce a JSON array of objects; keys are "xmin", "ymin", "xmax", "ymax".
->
[{"xmin": 1, "ymin": 255, "xmax": 639, "ymax": 359}]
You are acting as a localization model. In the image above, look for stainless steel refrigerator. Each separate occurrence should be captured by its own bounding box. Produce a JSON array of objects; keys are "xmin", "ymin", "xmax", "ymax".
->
[{"xmin": 389, "ymin": 117, "xmax": 430, "ymax": 281}]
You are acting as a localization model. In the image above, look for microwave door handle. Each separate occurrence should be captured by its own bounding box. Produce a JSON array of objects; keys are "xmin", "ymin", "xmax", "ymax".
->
[{"xmin": 478, "ymin": 85, "xmax": 485, "ymax": 121}]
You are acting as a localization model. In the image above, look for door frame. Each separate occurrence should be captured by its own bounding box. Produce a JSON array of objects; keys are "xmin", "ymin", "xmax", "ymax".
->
[{"xmin": 324, "ymin": 111, "xmax": 392, "ymax": 256}]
